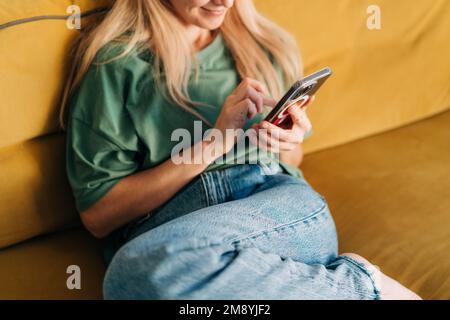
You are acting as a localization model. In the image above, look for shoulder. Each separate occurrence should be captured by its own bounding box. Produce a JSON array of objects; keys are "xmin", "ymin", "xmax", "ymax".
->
[
  {"xmin": 95, "ymin": 40, "xmax": 153, "ymax": 66},
  {"xmin": 88, "ymin": 41, "xmax": 154, "ymax": 81},
  {"xmin": 69, "ymin": 42, "xmax": 154, "ymax": 121}
]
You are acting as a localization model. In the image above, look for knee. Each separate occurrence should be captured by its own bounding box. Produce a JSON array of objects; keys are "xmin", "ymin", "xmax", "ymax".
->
[
  {"xmin": 103, "ymin": 238, "xmax": 187, "ymax": 300},
  {"xmin": 103, "ymin": 243, "xmax": 162, "ymax": 300},
  {"xmin": 103, "ymin": 236, "xmax": 232, "ymax": 300}
]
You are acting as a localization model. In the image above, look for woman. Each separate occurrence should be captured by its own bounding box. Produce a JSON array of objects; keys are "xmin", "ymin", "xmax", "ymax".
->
[{"xmin": 63, "ymin": 0, "xmax": 420, "ymax": 300}]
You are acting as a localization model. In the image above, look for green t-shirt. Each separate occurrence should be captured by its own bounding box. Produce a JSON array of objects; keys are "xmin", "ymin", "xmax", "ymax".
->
[{"xmin": 66, "ymin": 34, "xmax": 310, "ymax": 212}]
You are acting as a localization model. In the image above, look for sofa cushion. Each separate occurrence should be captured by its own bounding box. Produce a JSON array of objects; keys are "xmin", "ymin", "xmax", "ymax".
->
[
  {"xmin": 0, "ymin": 0, "xmax": 110, "ymax": 149},
  {"xmin": 0, "ymin": 1, "xmax": 111, "ymax": 248},
  {"xmin": 0, "ymin": 134, "xmax": 79, "ymax": 248},
  {"xmin": 302, "ymin": 109, "xmax": 450, "ymax": 299},
  {"xmin": 257, "ymin": 0, "xmax": 450, "ymax": 153},
  {"xmin": 0, "ymin": 227, "xmax": 105, "ymax": 300}
]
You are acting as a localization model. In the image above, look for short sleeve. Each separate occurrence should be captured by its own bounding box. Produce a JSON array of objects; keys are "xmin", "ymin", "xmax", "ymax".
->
[{"xmin": 66, "ymin": 49, "xmax": 143, "ymax": 212}]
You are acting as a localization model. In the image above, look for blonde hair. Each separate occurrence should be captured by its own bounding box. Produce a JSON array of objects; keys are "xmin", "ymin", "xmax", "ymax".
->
[{"xmin": 60, "ymin": 0, "xmax": 302, "ymax": 128}]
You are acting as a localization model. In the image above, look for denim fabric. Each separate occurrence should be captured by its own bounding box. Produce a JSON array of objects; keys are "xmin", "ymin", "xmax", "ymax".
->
[{"xmin": 103, "ymin": 164, "xmax": 381, "ymax": 300}]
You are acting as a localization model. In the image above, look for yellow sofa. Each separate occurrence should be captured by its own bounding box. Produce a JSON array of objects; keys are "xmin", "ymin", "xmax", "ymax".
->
[{"xmin": 0, "ymin": 0, "xmax": 449, "ymax": 299}]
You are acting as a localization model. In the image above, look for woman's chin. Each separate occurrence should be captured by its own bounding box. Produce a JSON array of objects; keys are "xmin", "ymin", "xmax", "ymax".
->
[{"xmin": 196, "ymin": 17, "xmax": 226, "ymax": 30}]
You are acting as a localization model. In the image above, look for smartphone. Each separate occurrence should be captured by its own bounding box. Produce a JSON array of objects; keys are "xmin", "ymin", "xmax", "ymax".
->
[{"xmin": 264, "ymin": 67, "xmax": 332, "ymax": 126}]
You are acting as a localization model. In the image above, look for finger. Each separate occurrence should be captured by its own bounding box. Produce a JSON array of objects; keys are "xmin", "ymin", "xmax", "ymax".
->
[
  {"xmin": 234, "ymin": 87, "xmax": 276, "ymax": 113},
  {"xmin": 247, "ymin": 87, "xmax": 265, "ymax": 114},
  {"xmin": 301, "ymin": 95, "xmax": 316, "ymax": 109},
  {"xmin": 291, "ymin": 94, "xmax": 315, "ymax": 110},
  {"xmin": 236, "ymin": 98, "xmax": 257, "ymax": 120},
  {"xmin": 238, "ymin": 77, "xmax": 269, "ymax": 94},
  {"xmin": 253, "ymin": 126, "xmax": 300, "ymax": 152},
  {"xmin": 248, "ymin": 126, "xmax": 270, "ymax": 152},
  {"xmin": 249, "ymin": 126, "xmax": 279, "ymax": 153},
  {"xmin": 286, "ymin": 106, "xmax": 312, "ymax": 135},
  {"xmin": 259, "ymin": 121, "xmax": 302, "ymax": 144},
  {"xmin": 255, "ymin": 127, "xmax": 277, "ymax": 152},
  {"xmin": 264, "ymin": 96, "xmax": 278, "ymax": 109},
  {"xmin": 244, "ymin": 87, "xmax": 264, "ymax": 114},
  {"xmin": 235, "ymin": 78, "xmax": 276, "ymax": 108},
  {"xmin": 295, "ymin": 111, "xmax": 312, "ymax": 133},
  {"xmin": 242, "ymin": 87, "xmax": 276, "ymax": 108},
  {"xmin": 287, "ymin": 104, "xmax": 308, "ymax": 124},
  {"xmin": 308, "ymin": 94, "xmax": 316, "ymax": 104},
  {"xmin": 264, "ymin": 133, "xmax": 299, "ymax": 152},
  {"xmin": 247, "ymin": 100, "xmax": 258, "ymax": 119},
  {"xmin": 302, "ymin": 116, "xmax": 312, "ymax": 133},
  {"xmin": 277, "ymin": 141, "xmax": 300, "ymax": 151}
]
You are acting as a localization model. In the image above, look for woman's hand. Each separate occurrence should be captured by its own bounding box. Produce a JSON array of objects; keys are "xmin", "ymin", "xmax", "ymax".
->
[
  {"xmin": 250, "ymin": 95, "xmax": 315, "ymax": 154},
  {"xmin": 209, "ymin": 78, "xmax": 277, "ymax": 157}
]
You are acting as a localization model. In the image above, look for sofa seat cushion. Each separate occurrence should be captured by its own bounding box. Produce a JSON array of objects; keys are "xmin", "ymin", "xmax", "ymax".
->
[
  {"xmin": 1, "ymin": 111, "xmax": 449, "ymax": 300},
  {"xmin": 302, "ymin": 109, "xmax": 450, "ymax": 300},
  {"xmin": 0, "ymin": 227, "xmax": 105, "ymax": 300}
]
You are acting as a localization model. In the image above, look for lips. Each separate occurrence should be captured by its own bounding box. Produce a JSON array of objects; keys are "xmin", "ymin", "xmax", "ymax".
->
[{"xmin": 201, "ymin": 7, "xmax": 226, "ymax": 16}]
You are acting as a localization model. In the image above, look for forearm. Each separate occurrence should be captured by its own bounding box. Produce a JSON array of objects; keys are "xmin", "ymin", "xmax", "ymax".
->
[
  {"xmin": 81, "ymin": 140, "xmax": 216, "ymax": 238},
  {"xmin": 279, "ymin": 144, "xmax": 304, "ymax": 167}
]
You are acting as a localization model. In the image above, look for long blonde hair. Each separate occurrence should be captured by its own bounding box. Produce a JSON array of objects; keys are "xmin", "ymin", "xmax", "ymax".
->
[{"xmin": 60, "ymin": 0, "xmax": 302, "ymax": 128}]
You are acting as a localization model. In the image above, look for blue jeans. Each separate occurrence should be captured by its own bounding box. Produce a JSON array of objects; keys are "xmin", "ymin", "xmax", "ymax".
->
[{"xmin": 103, "ymin": 164, "xmax": 381, "ymax": 300}]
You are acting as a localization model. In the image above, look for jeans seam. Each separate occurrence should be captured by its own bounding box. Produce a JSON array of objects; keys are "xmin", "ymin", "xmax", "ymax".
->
[
  {"xmin": 200, "ymin": 172, "xmax": 215, "ymax": 206},
  {"xmin": 199, "ymin": 173, "xmax": 211, "ymax": 207},
  {"xmin": 338, "ymin": 256, "xmax": 382, "ymax": 300},
  {"xmin": 215, "ymin": 171, "xmax": 227, "ymax": 203},
  {"xmin": 228, "ymin": 165, "xmax": 249, "ymax": 197},
  {"xmin": 221, "ymin": 169, "xmax": 232, "ymax": 201},
  {"xmin": 228, "ymin": 202, "xmax": 329, "ymax": 244}
]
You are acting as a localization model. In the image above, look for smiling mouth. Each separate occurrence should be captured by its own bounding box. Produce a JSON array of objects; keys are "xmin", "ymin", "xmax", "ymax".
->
[{"xmin": 201, "ymin": 7, "xmax": 226, "ymax": 16}]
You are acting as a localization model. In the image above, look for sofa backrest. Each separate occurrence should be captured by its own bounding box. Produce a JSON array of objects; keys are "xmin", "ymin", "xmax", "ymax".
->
[
  {"xmin": 0, "ymin": 0, "xmax": 110, "ymax": 248},
  {"xmin": 260, "ymin": 0, "xmax": 450, "ymax": 153},
  {"xmin": 1, "ymin": 0, "xmax": 449, "ymax": 248}
]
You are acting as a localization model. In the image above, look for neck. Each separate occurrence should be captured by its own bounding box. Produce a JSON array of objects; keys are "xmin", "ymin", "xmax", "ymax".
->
[{"xmin": 184, "ymin": 25, "xmax": 216, "ymax": 52}]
